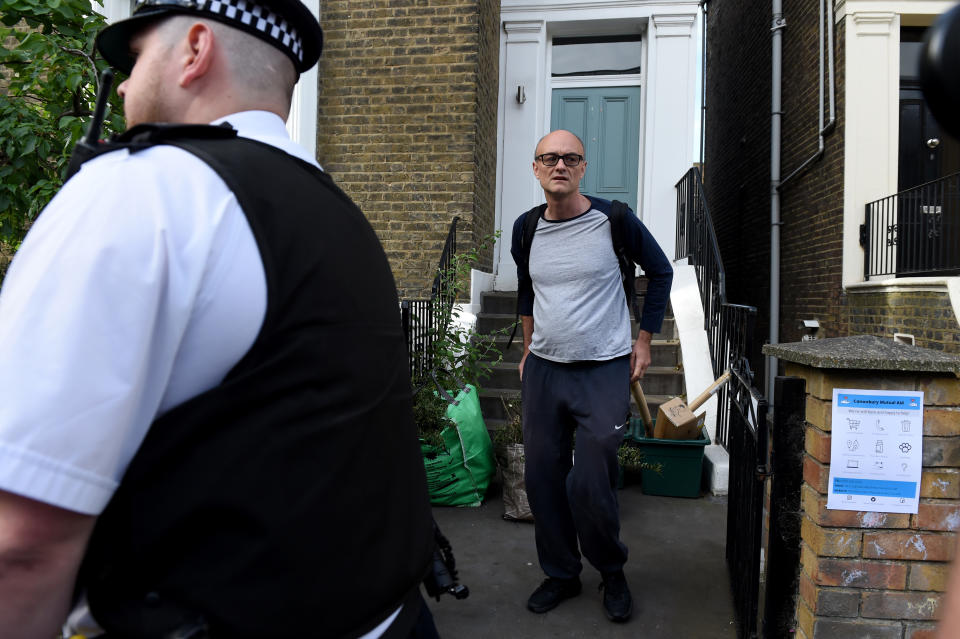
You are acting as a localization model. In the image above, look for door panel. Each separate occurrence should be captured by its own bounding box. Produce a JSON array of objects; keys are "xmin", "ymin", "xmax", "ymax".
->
[
  {"xmin": 897, "ymin": 83, "xmax": 960, "ymax": 276},
  {"xmin": 597, "ymin": 96, "xmax": 631, "ymax": 192},
  {"xmin": 551, "ymin": 87, "xmax": 641, "ymax": 212}
]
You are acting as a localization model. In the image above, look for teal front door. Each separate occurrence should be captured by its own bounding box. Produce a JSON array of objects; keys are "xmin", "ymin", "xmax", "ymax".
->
[{"xmin": 551, "ymin": 87, "xmax": 642, "ymax": 212}]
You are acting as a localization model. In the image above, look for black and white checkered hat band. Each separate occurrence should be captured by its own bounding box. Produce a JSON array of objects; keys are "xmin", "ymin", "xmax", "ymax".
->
[{"xmin": 202, "ymin": 0, "xmax": 303, "ymax": 64}]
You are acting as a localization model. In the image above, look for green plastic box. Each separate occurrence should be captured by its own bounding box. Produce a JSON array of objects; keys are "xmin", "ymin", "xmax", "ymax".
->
[{"xmin": 625, "ymin": 417, "xmax": 710, "ymax": 498}]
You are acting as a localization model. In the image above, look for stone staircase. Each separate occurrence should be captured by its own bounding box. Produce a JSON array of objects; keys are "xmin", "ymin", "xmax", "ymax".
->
[{"xmin": 474, "ymin": 281, "xmax": 684, "ymax": 433}]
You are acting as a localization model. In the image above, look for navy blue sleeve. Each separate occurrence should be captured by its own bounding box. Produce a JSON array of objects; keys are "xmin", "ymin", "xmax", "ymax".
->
[
  {"xmin": 623, "ymin": 208, "xmax": 673, "ymax": 335},
  {"xmin": 510, "ymin": 212, "xmax": 534, "ymax": 316}
]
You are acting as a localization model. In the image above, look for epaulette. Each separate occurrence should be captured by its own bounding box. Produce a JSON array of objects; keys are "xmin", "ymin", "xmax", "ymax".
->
[{"xmin": 65, "ymin": 122, "xmax": 238, "ymax": 180}]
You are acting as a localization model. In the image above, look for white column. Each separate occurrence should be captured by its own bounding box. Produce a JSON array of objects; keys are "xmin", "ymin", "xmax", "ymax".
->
[
  {"xmin": 97, "ymin": 0, "xmax": 131, "ymax": 23},
  {"xmin": 641, "ymin": 13, "xmax": 698, "ymax": 260},
  {"xmin": 842, "ymin": 11, "xmax": 898, "ymax": 286},
  {"xmin": 286, "ymin": 0, "xmax": 320, "ymax": 159},
  {"xmin": 492, "ymin": 20, "xmax": 546, "ymax": 291}
]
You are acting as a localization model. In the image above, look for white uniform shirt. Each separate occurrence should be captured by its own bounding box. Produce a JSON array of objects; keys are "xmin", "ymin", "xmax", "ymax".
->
[
  {"xmin": 0, "ymin": 110, "xmax": 318, "ymax": 515},
  {"xmin": 0, "ymin": 111, "xmax": 402, "ymax": 639}
]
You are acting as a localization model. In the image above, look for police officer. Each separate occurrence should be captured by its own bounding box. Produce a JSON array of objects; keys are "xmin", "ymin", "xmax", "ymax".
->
[{"xmin": 0, "ymin": 1, "xmax": 436, "ymax": 637}]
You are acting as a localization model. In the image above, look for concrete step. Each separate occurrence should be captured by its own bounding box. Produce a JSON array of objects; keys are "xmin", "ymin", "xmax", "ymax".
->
[
  {"xmin": 474, "ymin": 280, "xmax": 685, "ymax": 442},
  {"xmin": 482, "ymin": 361, "xmax": 684, "ymax": 397},
  {"xmin": 487, "ymin": 334, "xmax": 680, "ymax": 366},
  {"xmin": 480, "ymin": 387, "xmax": 677, "ymax": 428},
  {"xmin": 475, "ymin": 313, "xmax": 677, "ymax": 340},
  {"xmin": 480, "ymin": 289, "xmax": 674, "ymax": 320}
]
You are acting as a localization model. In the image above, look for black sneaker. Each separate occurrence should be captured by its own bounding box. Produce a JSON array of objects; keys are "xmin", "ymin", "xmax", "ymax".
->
[
  {"xmin": 527, "ymin": 576, "xmax": 582, "ymax": 613},
  {"xmin": 600, "ymin": 571, "xmax": 633, "ymax": 622}
]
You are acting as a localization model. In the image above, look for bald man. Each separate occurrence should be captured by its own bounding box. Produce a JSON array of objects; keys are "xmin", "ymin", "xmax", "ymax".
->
[
  {"xmin": 511, "ymin": 129, "xmax": 673, "ymax": 623},
  {"xmin": 0, "ymin": 1, "xmax": 436, "ymax": 637}
]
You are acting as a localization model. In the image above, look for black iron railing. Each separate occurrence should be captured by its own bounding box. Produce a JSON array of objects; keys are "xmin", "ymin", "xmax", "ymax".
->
[
  {"xmin": 401, "ymin": 217, "xmax": 459, "ymax": 384},
  {"xmin": 677, "ymin": 167, "xmax": 771, "ymax": 639},
  {"xmin": 675, "ymin": 167, "xmax": 760, "ymax": 448},
  {"xmin": 725, "ymin": 366, "xmax": 768, "ymax": 639},
  {"xmin": 862, "ymin": 171, "xmax": 960, "ymax": 279}
]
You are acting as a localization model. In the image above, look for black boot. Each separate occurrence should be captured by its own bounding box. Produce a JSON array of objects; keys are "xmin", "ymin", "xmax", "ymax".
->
[
  {"xmin": 527, "ymin": 576, "xmax": 582, "ymax": 613},
  {"xmin": 600, "ymin": 570, "xmax": 632, "ymax": 622}
]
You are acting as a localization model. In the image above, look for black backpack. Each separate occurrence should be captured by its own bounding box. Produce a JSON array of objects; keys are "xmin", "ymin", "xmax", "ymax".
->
[{"xmin": 507, "ymin": 199, "xmax": 640, "ymax": 348}]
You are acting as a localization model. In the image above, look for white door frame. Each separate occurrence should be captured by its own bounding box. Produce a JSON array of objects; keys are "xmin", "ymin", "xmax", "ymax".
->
[
  {"xmin": 548, "ymin": 72, "xmax": 646, "ymax": 224},
  {"xmin": 493, "ymin": 3, "xmax": 699, "ymax": 291}
]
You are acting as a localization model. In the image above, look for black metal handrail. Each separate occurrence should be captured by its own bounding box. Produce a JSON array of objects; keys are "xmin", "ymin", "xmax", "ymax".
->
[
  {"xmin": 401, "ymin": 217, "xmax": 459, "ymax": 384},
  {"xmin": 675, "ymin": 167, "xmax": 760, "ymax": 448},
  {"xmin": 726, "ymin": 362, "xmax": 768, "ymax": 639},
  {"xmin": 862, "ymin": 171, "xmax": 960, "ymax": 279}
]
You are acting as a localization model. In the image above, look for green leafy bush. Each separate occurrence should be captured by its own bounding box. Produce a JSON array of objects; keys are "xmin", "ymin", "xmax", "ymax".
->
[
  {"xmin": 1, "ymin": 0, "xmax": 125, "ymax": 252},
  {"xmin": 418, "ymin": 232, "xmax": 508, "ymax": 394},
  {"xmin": 492, "ymin": 394, "xmax": 522, "ymax": 448},
  {"xmin": 413, "ymin": 385, "xmax": 454, "ymax": 454}
]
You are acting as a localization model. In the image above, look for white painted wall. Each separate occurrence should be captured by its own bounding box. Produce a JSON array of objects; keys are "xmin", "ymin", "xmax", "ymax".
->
[
  {"xmin": 492, "ymin": 1, "xmax": 701, "ymax": 291},
  {"xmin": 642, "ymin": 13, "xmax": 697, "ymax": 260}
]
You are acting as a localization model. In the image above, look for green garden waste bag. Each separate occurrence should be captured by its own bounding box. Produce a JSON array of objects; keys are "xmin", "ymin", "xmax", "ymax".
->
[{"xmin": 422, "ymin": 383, "xmax": 495, "ymax": 507}]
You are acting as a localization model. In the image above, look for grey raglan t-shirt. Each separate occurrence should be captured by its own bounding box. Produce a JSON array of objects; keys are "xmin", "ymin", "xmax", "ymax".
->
[{"xmin": 527, "ymin": 206, "xmax": 632, "ymax": 363}]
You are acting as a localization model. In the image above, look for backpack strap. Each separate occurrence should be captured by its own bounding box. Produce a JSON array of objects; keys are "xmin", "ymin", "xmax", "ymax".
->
[
  {"xmin": 609, "ymin": 200, "xmax": 641, "ymax": 321},
  {"xmin": 507, "ymin": 200, "xmax": 640, "ymax": 349},
  {"xmin": 506, "ymin": 204, "xmax": 546, "ymax": 349}
]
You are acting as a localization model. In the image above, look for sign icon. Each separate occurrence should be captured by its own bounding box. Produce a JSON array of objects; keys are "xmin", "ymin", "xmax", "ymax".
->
[
  {"xmin": 876, "ymin": 440, "xmax": 884, "ymax": 453},
  {"xmin": 840, "ymin": 395, "xmax": 851, "ymax": 404},
  {"xmin": 910, "ymin": 398, "xmax": 919, "ymax": 407},
  {"xmin": 873, "ymin": 461, "xmax": 884, "ymax": 469},
  {"xmin": 847, "ymin": 439, "xmax": 860, "ymax": 451},
  {"xmin": 876, "ymin": 420, "xmax": 886, "ymax": 432},
  {"xmin": 901, "ymin": 420, "xmax": 911, "ymax": 433},
  {"xmin": 899, "ymin": 442, "xmax": 912, "ymax": 453},
  {"xmin": 847, "ymin": 459, "xmax": 860, "ymax": 468},
  {"xmin": 847, "ymin": 418, "xmax": 860, "ymax": 431},
  {"xmin": 871, "ymin": 496, "xmax": 877, "ymax": 502},
  {"xmin": 901, "ymin": 463, "xmax": 908, "ymax": 471}
]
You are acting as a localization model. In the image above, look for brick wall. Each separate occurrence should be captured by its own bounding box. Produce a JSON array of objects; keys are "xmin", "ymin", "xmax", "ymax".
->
[
  {"xmin": 842, "ymin": 289, "xmax": 960, "ymax": 354},
  {"xmin": 315, "ymin": 0, "xmax": 499, "ymax": 298},
  {"xmin": 786, "ymin": 363, "xmax": 958, "ymax": 638},
  {"xmin": 777, "ymin": 0, "xmax": 845, "ymax": 346},
  {"xmin": 704, "ymin": 1, "xmax": 847, "ymax": 366},
  {"xmin": 703, "ymin": 0, "xmax": 773, "ymax": 370}
]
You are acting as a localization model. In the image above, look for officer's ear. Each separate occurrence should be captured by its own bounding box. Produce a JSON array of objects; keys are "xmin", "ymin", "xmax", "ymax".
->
[{"xmin": 179, "ymin": 21, "xmax": 215, "ymax": 88}]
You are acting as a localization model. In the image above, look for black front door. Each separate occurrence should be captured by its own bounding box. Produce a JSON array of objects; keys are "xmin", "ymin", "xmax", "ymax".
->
[{"xmin": 896, "ymin": 29, "xmax": 960, "ymax": 276}]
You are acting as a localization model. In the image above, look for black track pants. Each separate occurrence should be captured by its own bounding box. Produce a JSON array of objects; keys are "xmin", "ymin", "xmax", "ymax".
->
[{"xmin": 521, "ymin": 353, "xmax": 630, "ymax": 579}]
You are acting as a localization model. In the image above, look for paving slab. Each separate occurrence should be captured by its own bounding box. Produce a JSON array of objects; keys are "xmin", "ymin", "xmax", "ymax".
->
[{"xmin": 426, "ymin": 483, "xmax": 739, "ymax": 638}]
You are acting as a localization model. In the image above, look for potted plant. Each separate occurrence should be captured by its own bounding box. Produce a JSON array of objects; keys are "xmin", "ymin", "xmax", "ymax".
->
[
  {"xmin": 414, "ymin": 386, "xmax": 455, "ymax": 455},
  {"xmin": 492, "ymin": 395, "xmax": 532, "ymax": 521},
  {"xmin": 412, "ymin": 234, "xmax": 506, "ymax": 507}
]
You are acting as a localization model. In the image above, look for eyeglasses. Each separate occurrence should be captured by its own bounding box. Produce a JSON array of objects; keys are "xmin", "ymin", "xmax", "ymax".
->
[{"xmin": 536, "ymin": 153, "xmax": 584, "ymax": 167}]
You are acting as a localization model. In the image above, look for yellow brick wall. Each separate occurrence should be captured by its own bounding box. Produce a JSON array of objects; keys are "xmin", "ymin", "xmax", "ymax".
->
[
  {"xmin": 786, "ymin": 364, "xmax": 959, "ymax": 638},
  {"xmin": 842, "ymin": 289, "xmax": 960, "ymax": 355},
  {"xmin": 315, "ymin": 0, "xmax": 500, "ymax": 298}
]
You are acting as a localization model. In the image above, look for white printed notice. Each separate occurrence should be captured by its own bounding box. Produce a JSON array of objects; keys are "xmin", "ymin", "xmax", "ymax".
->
[{"xmin": 826, "ymin": 388, "xmax": 923, "ymax": 514}]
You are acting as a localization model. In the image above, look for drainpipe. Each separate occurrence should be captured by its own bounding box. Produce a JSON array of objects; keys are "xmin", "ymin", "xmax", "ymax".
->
[
  {"xmin": 768, "ymin": 1, "xmax": 785, "ymax": 407},
  {"xmin": 767, "ymin": 0, "xmax": 837, "ymax": 405},
  {"xmin": 699, "ymin": 0, "xmax": 708, "ymax": 168},
  {"xmin": 779, "ymin": 0, "xmax": 836, "ymax": 189}
]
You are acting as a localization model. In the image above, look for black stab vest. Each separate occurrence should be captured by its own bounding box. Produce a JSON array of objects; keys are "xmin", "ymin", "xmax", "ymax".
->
[{"xmin": 76, "ymin": 128, "xmax": 435, "ymax": 639}]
